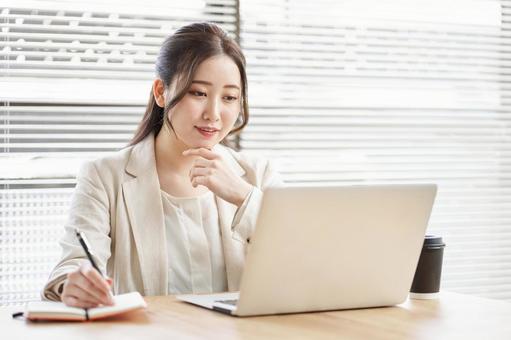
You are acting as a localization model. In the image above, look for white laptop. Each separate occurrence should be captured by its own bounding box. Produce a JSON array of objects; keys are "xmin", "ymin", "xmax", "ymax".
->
[{"xmin": 177, "ymin": 184, "xmax": 437, "ymax": 316}]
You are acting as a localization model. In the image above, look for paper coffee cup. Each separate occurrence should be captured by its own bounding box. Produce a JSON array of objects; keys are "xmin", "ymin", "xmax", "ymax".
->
[{"xmin": 410, "ymin": 235, "xmax": 445, "ymax": 299}]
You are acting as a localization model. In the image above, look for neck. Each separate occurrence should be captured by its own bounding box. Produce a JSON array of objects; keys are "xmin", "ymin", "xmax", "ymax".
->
[{"xmin": 155, "ymin": 124, "xmax": 194, "ymax": 176}]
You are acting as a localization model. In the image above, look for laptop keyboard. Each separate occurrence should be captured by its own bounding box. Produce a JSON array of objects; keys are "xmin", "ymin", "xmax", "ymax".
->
[{"xmin": 215, "ymin": 299, "xmax": 238, "ymax": 306}]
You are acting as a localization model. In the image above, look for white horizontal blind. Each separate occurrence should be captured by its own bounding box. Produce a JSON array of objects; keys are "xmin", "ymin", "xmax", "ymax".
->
[
  {"xmin": 3, "ymin": 0, "xmax": 510, "ymax": 306},
  {"xmin": 240, "ymin": 0, "xmax": 511, "ymax": 300},
  {"xmin": 0, "ymin": 0, "xmax": 237, "ymax": 305}
]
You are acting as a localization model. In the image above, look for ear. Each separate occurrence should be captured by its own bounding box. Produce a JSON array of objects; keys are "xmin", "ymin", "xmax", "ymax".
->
[{"xmin": 152, "ymin": 78, "xmax": 165, "ymax": 108}]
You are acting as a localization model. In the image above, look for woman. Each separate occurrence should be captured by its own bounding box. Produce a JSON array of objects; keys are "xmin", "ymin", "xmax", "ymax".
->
[{"xmin": 42, "ymin": 22, "xmax": 282, "ymax": 308}]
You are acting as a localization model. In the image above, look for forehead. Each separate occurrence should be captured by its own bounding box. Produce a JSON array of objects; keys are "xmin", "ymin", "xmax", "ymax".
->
[{"xmin": 193, "ymin": 55, "xmax": 241, "ymax": 87}]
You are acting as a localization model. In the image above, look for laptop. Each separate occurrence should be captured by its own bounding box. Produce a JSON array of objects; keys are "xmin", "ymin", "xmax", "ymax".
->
[{"xmin": 177, "ymin": 184, "xmax": 437, "ymax": 316}]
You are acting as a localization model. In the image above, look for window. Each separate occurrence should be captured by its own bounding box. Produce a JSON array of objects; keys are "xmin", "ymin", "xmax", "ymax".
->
[
  {"xmin": 2, "ymin": 0, "xmax": 509, "ymax": 305},
  {"xmin": 1, "ymin": 0, "xmax": 237, "ymax": 305},
  {"xmin": 240, "ymin": 0, "xmax": 509, "ymax": 300}
]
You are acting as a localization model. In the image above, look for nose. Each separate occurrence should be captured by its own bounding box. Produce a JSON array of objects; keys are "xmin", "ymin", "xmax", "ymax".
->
[{"xmin": 203, "ymin": 97, "xmax": 221, "ymax": 122}]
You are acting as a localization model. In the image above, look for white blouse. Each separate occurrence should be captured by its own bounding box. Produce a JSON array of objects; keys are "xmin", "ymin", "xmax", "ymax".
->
[{"xmin": 161, "ymin": 189, "xmax": 228, "ymax": 294}]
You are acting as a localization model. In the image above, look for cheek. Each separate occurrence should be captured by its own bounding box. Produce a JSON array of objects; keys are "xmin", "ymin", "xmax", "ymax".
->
[
  {"xmin": 169, "ymin": 99, "xmax": 203, "ymax": 124},
  {"xmin": 222, "ymin": 106, "xmax": 239, "ymax": 126},
  {"xmin": 181, "ymin": 98, "xmax": 204, "ymax": 116}
]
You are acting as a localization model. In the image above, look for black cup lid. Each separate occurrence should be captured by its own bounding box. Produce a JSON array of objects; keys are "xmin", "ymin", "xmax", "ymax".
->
[{"xmin": 424, "ymin": 235, "xmax": 445, "ymax": 247}]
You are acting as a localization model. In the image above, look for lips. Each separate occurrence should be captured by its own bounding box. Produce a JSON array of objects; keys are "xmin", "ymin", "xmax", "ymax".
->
[
  {"xmin": 195, "ymin": 126, "xmax": 219, "ymax": 138},
  {"xmin": 196, "ymin": 126, "xmax": 219, "ymax": 132}
]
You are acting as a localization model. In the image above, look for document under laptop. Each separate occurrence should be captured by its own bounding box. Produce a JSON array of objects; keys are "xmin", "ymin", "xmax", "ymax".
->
[{"xmin": 177, "ymin": 184, "xmax": 437, "ymax": 316}]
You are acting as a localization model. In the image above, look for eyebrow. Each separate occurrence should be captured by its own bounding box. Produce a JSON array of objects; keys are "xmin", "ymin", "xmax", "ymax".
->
[{"xmin": 191, "ymin": 80, "xmax": 240, "ymax": 90}]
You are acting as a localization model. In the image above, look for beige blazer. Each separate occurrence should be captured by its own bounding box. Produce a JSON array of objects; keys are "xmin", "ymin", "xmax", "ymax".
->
[{"xmin": 42, "ymin": 133, "xmax": 282, "ymax": 301}]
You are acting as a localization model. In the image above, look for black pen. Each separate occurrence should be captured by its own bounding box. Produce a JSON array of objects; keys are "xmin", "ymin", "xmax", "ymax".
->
[{"xmin": 75, "ymin": 228, "xmax": 104, "ymax": 276}]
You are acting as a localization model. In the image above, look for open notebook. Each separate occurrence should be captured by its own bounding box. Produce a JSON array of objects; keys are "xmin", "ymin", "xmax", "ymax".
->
[{"xmin": 22, "ymin": 292, "xmax": 146, "ymax": 321}]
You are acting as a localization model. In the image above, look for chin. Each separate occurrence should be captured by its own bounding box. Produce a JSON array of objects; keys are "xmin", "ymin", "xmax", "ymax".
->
[
  {"xmin": 189, "ymin": 140, "xmax": 217, "ymax": 149},
  {"xmin": 184, "ymin": 131, "xmax": 226, "ymax": 149}
]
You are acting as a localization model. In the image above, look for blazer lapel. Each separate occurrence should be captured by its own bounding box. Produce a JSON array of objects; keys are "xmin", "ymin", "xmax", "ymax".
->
[
  {"xmin": 216, "ymin": 197, "xmax": 244, "ymax": 291},
  {"xmin": 214, "ymin": 144, "xmax": 246, "ymax": 241},
  {"xmin": 122, "ymin": 134, "xmax": 168, "ymax": 295},
  {"xmin": 214, "ymin": 144, "xmax": 248, "ymax": 291}
]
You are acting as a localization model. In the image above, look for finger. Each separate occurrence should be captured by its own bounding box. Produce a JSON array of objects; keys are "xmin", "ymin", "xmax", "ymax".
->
[
  {"xmin": 191, "ymin": 175, "xmax": 209, "ymax": 188},
  {"xmin": 79, "ymin": 264, "xmax": 114, "ymax": 304},
  {"xmin": 64, "ymin": 284, "xmax": 104, "ymax": 307},
  {"xmin": 191, "ymin": 158, "xmax": 212, "ymax": 169},
  {"xmin": 80, "ymin": 262, "xmax": 112, "ymax": 295},
  {"xmin": 189, "ymin": 167, "xmax": 213, "ymax": 181},
  {"xmin": 189, "ymin": 159, "xmax": 214, "ymax": 181},
  {"xmin": 182, "ymin": 148, "xmax": 220, "ymax": 160},
  {"xmin": 65, "ymin": 284, "xmax": 102, "ymax": 306},
  {"xmin": 73, "ymin": 273, "xmax": 113, "ymax": 306},
  {"xmin": 63, "ymin": 294, "xmax": 99, "ymax": 309}
]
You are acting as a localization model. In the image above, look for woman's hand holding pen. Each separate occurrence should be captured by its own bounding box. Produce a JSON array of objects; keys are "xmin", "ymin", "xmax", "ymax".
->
[
  {"xmin": 183, "ymin": 148, "xmax": 252, "ymax": 207},
  {"xmin": 61, "ymin": 262, "xmax": 114, "ymax": 308}
]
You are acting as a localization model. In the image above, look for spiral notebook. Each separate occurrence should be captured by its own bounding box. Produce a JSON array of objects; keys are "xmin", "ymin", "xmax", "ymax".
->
[{"xmin": 21, "ymin": 292, "xmax": 146, "ymax": 321}]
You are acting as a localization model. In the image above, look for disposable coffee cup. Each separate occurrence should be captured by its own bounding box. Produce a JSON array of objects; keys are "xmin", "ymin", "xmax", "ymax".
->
[{"xmin": 410, "ymin": 235, "xmax": 446, "ymax": 299}]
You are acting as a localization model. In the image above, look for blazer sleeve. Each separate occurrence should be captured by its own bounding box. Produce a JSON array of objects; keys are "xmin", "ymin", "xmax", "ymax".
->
[
  {"xmin": 231, "ymin": 158, "xmax": 284, "ymax": 243},
  {"xmin": 41, "ymin": 161, "xmax": 112, "ymax": 301}
]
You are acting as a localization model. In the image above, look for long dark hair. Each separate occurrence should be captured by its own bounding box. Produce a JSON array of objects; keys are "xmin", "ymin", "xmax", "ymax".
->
[{"xmin": 129, "ymin": 22, "xmax": 249, "ymax": 148}]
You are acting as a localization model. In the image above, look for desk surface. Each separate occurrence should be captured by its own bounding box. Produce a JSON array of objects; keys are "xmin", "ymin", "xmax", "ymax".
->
[{"xmin": 2, "ymin": 292, "xmax": 511, "ymax": 340}]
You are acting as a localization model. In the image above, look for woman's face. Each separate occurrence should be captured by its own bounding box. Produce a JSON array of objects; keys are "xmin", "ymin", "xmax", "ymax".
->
[{"xmin": 167, "ymin": 55, "xmax": 242, "ymax": 149}]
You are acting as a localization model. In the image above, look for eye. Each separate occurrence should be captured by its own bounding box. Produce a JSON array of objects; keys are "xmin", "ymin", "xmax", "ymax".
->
[
  {"xmin": 224, "ymin": 95, "xmax": 238, "ymax": 101},
  {"xmin": 189, "ymin": 90, "xmax": 206, "ymax": 97}
]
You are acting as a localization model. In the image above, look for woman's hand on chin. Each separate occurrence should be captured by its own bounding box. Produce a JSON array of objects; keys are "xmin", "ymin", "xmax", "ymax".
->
[{"xmin": 183, "ymin": 148, "xmax": 252, "ymax": 207}]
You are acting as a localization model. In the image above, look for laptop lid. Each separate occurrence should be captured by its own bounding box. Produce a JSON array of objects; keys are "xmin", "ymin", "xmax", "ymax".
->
[{"xmin": 234, "ymin": 184, "xmax": 437, "ymax": 316}]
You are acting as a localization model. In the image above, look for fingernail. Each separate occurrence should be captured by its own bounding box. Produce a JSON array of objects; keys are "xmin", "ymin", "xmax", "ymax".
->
[{"xmin": 106, "ymin": 294, "xmax": 114, "ymax": 305}]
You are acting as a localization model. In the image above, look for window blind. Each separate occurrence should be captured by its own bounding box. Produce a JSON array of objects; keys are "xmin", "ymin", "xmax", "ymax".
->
[
  {"xmin": 2, "ymin": 0, "xmax": 511, "ymax": 306},
  {"xmin": 239, "ymin": 0, "xmax": 510, "ymax": 300},
  {"xmin": 0, "ymin": 0, "xmax": 237, "ymax": 305}
]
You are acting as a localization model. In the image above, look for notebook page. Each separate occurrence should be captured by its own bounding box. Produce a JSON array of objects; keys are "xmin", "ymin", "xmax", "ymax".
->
[
  {"xmin": 88, "ymin": 292, "xmax": 146, "ymax": 320},
  {"xmin": 26, "ymin": 301, "xmax": 86, "ymax": 321}
]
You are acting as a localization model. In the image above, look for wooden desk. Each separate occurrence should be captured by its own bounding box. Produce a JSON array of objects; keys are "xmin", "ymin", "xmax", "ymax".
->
[{"xmin": 2, "ymin": 292, "xmax": 511, "ymax": 340}]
